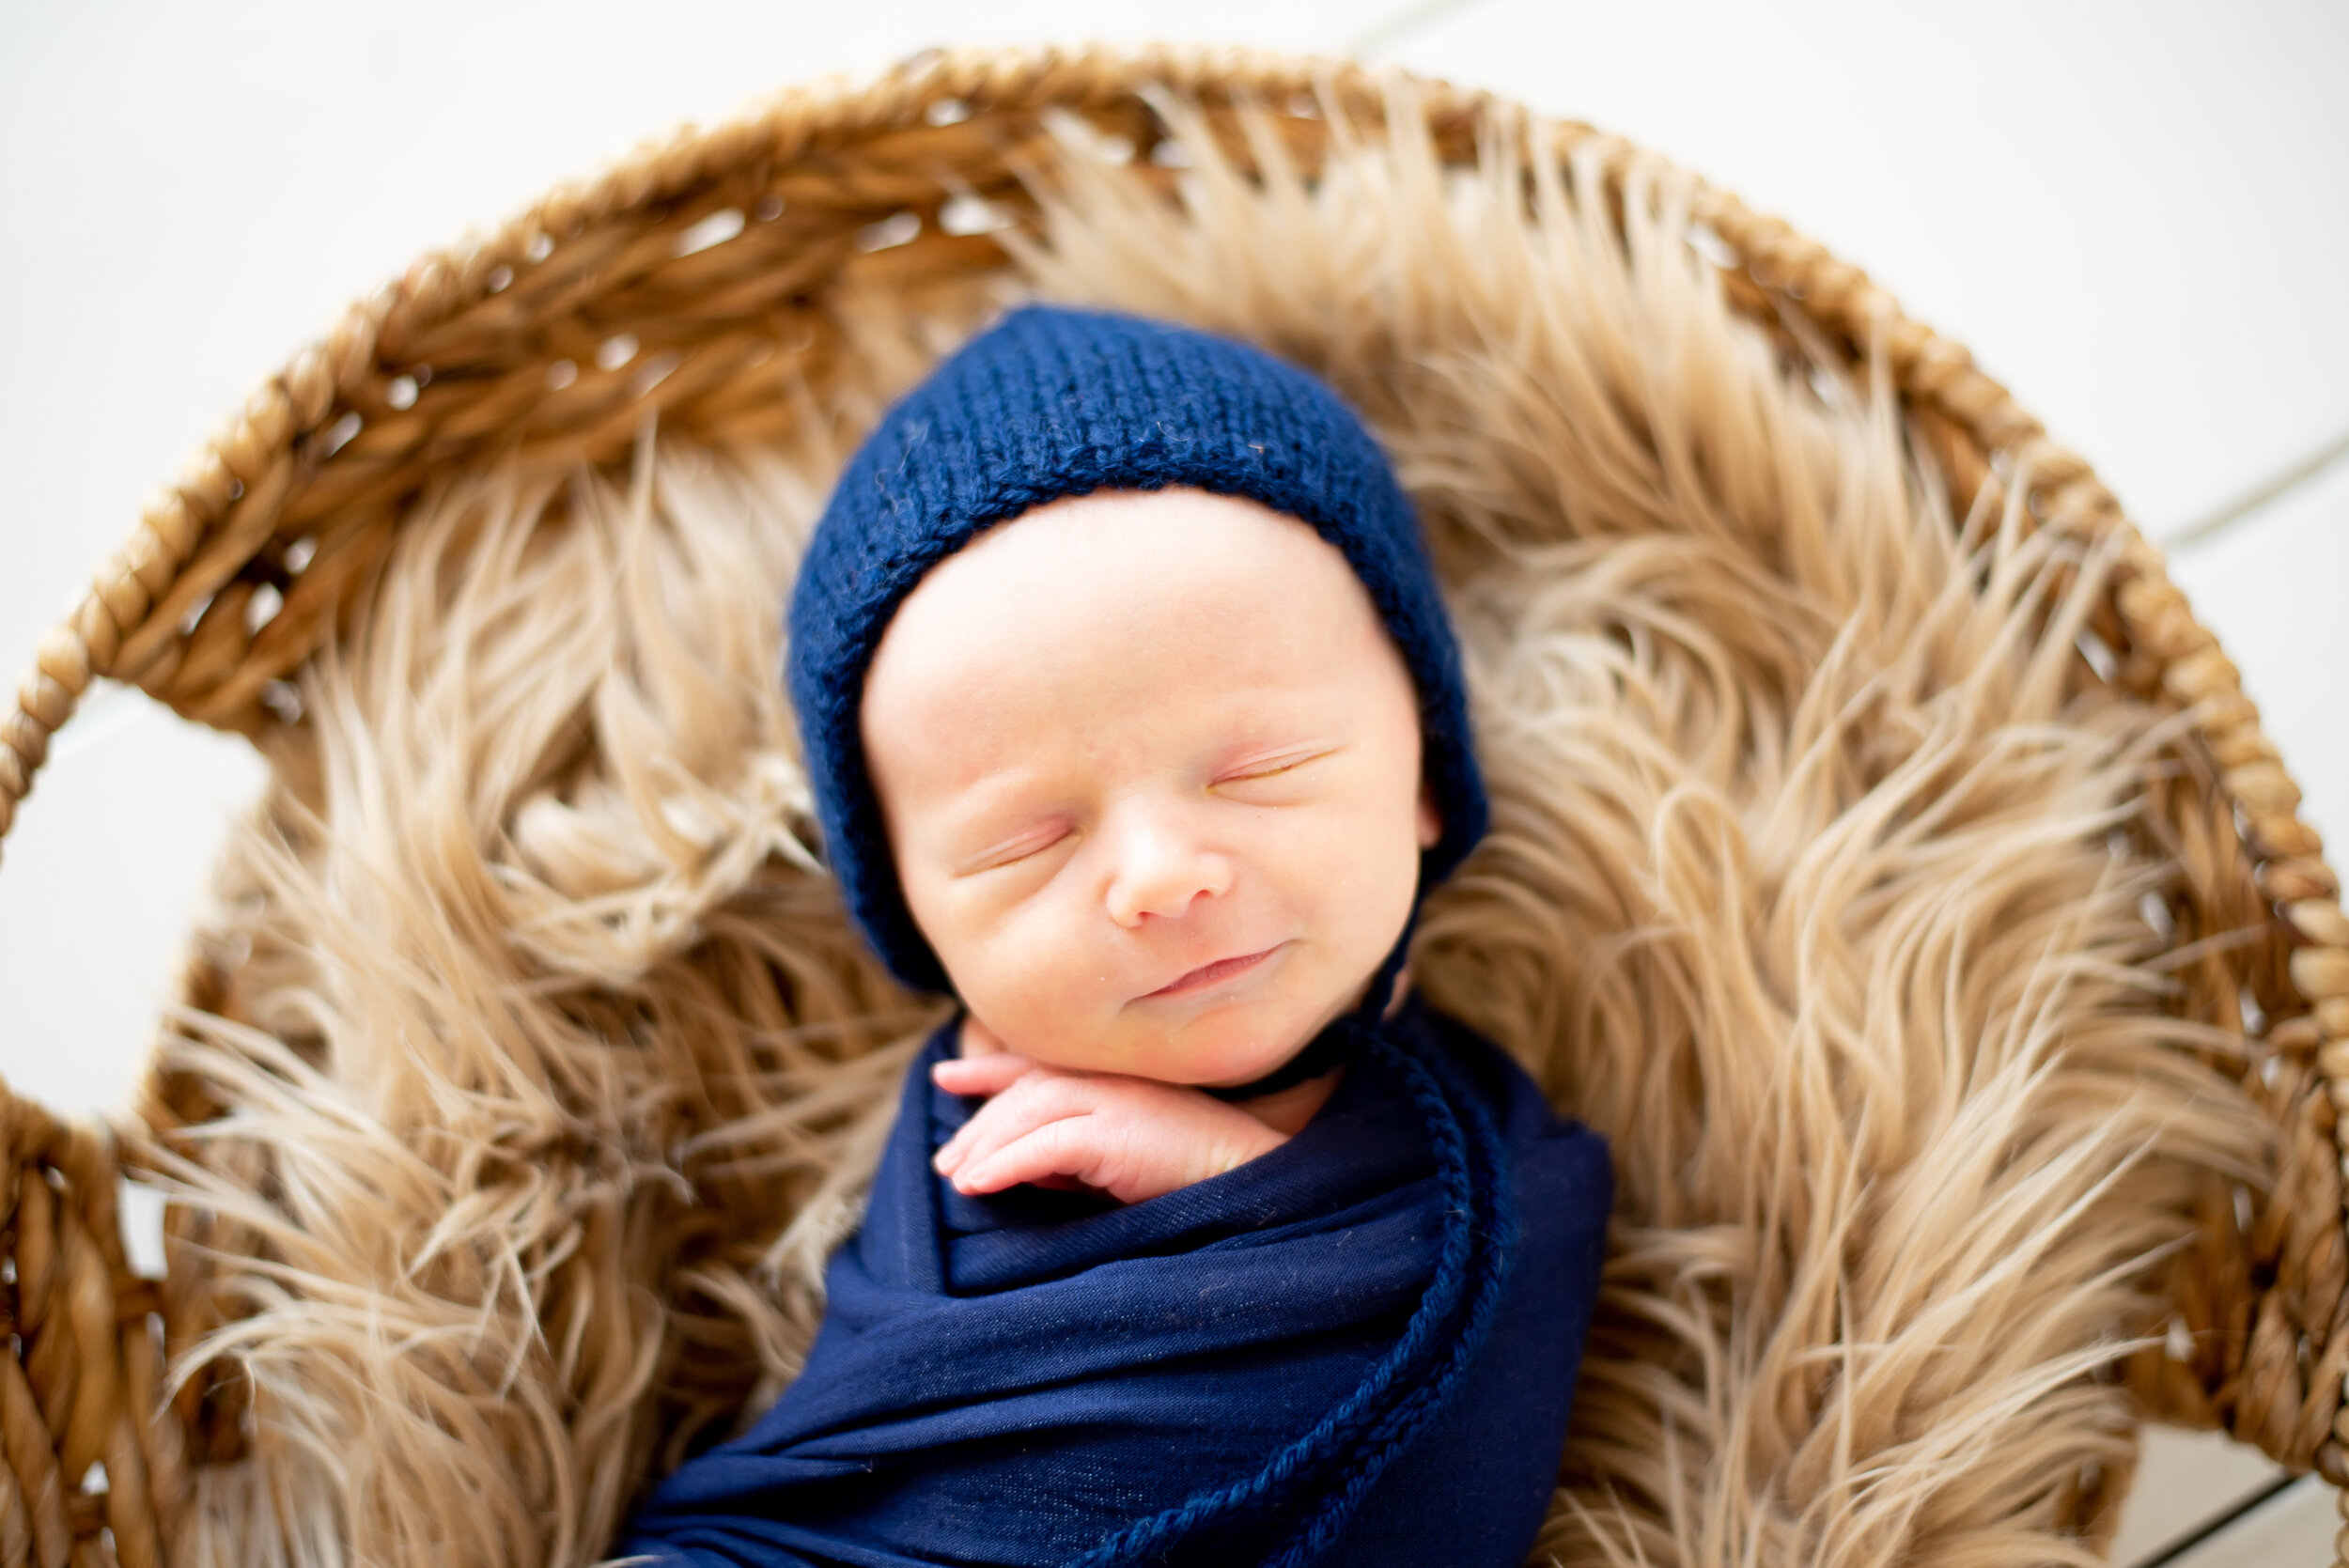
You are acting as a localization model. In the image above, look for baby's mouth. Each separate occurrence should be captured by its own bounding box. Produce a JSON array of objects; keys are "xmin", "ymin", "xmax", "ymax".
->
[{"xmin": 1143, "ymin": 945, "xmax": 1283, "ymax": 999}]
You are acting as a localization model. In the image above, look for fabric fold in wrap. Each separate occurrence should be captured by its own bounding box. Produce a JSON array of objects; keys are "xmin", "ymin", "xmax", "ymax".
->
[{"xmin": 621, "ymin": 997, "xmax": 1610, "ymax": 1567}]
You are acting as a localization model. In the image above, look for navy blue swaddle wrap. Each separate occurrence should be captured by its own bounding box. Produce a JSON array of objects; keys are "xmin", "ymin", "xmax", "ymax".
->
[
  {"xmin": 622, "ymin": 994, "xmax": 1610, "ymax": 1566},
  {"xmin": 620, "ymin": 305, "xmax": 1612, "ymax": 1565}
]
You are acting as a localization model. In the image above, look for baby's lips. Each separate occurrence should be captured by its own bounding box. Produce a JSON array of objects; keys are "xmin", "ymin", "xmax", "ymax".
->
[{"xmin": 1137, "ymin": 939, "xmax": 1290, "ymax": 1001}]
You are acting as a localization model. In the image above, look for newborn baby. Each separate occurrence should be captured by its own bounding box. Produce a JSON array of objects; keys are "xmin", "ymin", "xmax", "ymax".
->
[
  {"xmin": 875, "ymin": 483, "xmax": 1434, "ymax": 1205},
  {"xmin": 621, "ymin": 305, "xmax": 1611, "ymax": 1568}
]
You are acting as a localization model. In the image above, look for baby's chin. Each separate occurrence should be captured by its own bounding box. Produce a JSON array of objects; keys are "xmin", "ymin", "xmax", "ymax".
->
[{"xmin": 1016, "ymin": 992, "xmax": 1345, "ymax": 1087}]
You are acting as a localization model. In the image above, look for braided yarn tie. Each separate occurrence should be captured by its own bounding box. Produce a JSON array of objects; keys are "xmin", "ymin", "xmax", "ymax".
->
[{"xmin": 1075, "ymin": 1017, "xmax": 1517, "ymax": 1566}]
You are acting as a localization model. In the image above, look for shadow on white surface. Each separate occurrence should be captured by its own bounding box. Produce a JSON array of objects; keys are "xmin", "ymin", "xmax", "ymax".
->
[
  {"xmin": 2112, "ymin": 1428, "xmax": 2295, "ymax": 1565},
  {"xmin": 2152, "ymin": 1474, "xmax": 2337, "ymax": 1568}
]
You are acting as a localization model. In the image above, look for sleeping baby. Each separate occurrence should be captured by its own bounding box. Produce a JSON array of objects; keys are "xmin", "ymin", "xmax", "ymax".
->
[{"xmin": 619, "ymin": 304, "xmax": 1611, "ymax": 1567}]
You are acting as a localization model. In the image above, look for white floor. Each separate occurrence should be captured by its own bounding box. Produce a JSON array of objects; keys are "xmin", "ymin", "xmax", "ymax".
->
[{"xmin": 3, "ymin": 3, "xmax": 2343, "ymax": 1561}]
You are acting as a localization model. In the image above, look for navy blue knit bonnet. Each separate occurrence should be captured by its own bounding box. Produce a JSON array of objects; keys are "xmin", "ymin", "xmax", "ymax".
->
[{"xmin": 786, "ymin": 303, "xmax": 1487, "ymax": 995}]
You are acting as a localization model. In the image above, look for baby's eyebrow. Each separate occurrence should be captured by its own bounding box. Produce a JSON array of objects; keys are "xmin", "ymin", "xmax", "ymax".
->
[{"xmin": 937, "ymin": 760, "xmax": 1049, "ymax": 815}]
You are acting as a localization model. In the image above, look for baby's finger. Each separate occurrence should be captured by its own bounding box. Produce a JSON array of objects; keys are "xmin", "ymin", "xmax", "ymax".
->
[
  {"xmin": 932, "ymin": 1058, "xmax": 1055, "ymax": 1173},
  {"xmin": 931, "ymin": 1052, "xmax": 1037, "ymax": 1098},
  {"xmin": 952, "ymin": 1115, "xmax": 1100, "ymax": 1196},
  {"xmin": 930, "ymin": 1055, "xmax": 1045, "ymax": 1174},
  {"xmin": 934, "ymin": 1072, "xmax": 1096, "ymax": 1178}
]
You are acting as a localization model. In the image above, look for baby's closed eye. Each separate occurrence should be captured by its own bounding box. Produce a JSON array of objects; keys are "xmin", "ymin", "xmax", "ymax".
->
[
  {"xmin": 953, "ymin": 815, "xmax": 1081, "ymax": 877},
  {"xmin": 1210, "ymin": 744, "xmax": 1345, "ymax": 805}
]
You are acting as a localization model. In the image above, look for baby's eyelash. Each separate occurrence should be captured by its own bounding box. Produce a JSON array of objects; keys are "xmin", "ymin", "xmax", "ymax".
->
[
  {"xmin": 1216, "ymin": 747, "xmax": 1337, "ymax": 785},
  {"xmin": 968, "ymin": 825, "xmax": 1070, "ymax": 873}
]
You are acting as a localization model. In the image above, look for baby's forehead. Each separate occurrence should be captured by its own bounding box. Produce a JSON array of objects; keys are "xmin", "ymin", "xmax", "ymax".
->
[{"xmin": 867, "ymin": 489, "xmax": 1399, "ymax": 703}]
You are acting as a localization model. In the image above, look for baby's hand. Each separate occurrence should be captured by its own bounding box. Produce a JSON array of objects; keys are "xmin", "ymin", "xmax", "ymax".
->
[{"xmin": 930, "ymin": 1049, "xmax": 1289, "ymax": 1205}]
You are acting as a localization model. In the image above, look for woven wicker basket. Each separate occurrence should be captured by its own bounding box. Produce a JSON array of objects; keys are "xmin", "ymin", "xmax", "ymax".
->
[{"xmin": 2, "ymin": 43, "xmax": 2346, "ymax": 1568}]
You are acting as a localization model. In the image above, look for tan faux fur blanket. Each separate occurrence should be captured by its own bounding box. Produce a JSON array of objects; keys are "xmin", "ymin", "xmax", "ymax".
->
[{"xmin": 149, "ymin": 90, "xmax": 2266, "ymax": 1568}]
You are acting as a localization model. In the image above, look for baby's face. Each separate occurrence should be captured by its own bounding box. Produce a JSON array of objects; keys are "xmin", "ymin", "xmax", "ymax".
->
[{"xmin": 860, "ymin": 487, "xmax": 1438, "ymax": 1088}]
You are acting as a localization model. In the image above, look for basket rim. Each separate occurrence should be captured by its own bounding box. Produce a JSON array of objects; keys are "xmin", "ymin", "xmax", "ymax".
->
[{"xmin": 0, "ymin": 34, "xmax": 2344, "ymax": 1551}]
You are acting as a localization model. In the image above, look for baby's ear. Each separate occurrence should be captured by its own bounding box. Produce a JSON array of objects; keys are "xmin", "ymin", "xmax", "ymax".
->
[{"xmin": 1416, "ymin": 782, "xmax": 1442, "ymax": 850}]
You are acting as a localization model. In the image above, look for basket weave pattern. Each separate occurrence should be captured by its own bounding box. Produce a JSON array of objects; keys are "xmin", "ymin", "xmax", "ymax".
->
[{"xmin": 1, "ymin": 43, "xmax": 2345, "ymax": 1566}]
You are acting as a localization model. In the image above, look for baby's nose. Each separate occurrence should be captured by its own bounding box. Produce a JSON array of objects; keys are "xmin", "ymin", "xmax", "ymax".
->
[{"xmin": 1103, "ymin": 813, "xmax": 1232, "ymax": 927}]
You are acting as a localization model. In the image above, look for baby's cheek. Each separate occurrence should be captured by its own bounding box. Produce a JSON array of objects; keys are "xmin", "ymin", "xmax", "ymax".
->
[
  {"xmin": 963, "ymin": 924, "xmax": 1119, "ymax": 1067},
  {"xmin": 1293, "ymin": 809, "xmax": 1417, "ymax": 934}
]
